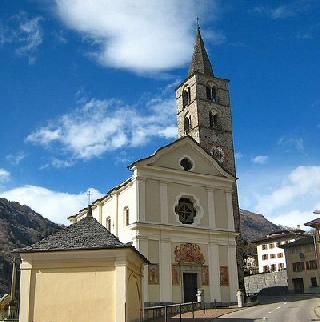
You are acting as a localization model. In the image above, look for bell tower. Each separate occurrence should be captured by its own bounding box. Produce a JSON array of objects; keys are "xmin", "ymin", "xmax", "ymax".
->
[{"xmin": 176, "ymin": 26, "xmax": 240, "ymax": 232}]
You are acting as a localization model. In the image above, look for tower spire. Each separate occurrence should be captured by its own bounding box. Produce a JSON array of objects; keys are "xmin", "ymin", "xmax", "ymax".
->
[{"xmin": 188, "ymin": 20, "xmax": 214, "ymax": 77}]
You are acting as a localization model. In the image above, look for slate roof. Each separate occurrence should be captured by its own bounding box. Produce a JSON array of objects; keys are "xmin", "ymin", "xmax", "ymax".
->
[
  {"xmin": 305, "ymin": 218, "xmax": 320, "ymax": 228},
  {"xmin": 253, "ymin": 229, "xmax": 305, "ymax": 244},
  {"xmin": 17, "ymin": 215, "xmax": 148, "ymax": 263},
  {"xmin": 188, "ymin": 28, "xmax": 214, "ymax": 77},
  {"xmin": 279, "ymin": 235, "xmax": 314, "ymax": 249}
]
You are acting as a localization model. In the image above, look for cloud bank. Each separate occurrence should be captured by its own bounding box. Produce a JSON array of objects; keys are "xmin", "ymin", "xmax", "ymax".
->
[
  {"xmin": 54, "ymin": 0, "xmax": 217, "ymax": 72},
  {"xmin": 252, "ymin": 166, "xmax": 320, "ymax": 227},
  {"xmin": 26, "ymin": 85, "xmax": 178, "ymax": 162},
  {"xmin": 0, "ymin": 185, "xmax": 102, "ymax": 224},
  {"xmin": 0, "ymin": 169, "xmax": 10, "ymax": 183}
]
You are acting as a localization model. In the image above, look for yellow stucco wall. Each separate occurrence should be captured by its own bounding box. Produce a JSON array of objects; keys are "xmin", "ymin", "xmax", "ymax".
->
[
  {"xmin": 127, "ymin": 270, "xmax": 143, "ymax": 322},
  {"xmin": 19, "ymin": 249, "xmax": 146, "ymax": 322},
  {"xmin": 31, "ymin": 266, "xmax": 115, "ymax": 322}
]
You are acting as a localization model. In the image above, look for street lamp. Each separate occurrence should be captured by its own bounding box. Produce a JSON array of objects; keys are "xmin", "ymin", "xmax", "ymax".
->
[{"xmin": 313, "ymin": 210, "xmax": 320, "ymax": 215}]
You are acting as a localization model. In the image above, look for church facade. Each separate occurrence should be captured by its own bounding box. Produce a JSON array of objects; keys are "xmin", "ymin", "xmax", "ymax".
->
[{"xmin": 69, "ymin": 28, "xmax": 240, "ymax": 305}]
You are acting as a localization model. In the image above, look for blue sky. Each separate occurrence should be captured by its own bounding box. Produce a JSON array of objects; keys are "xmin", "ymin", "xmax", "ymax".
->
[{"xmin": 0, "ymin": 0, "xmax": 319, "ymax": 227}]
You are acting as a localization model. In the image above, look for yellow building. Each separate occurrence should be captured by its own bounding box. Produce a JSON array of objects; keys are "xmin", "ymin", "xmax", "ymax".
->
[
  {"xmin": 281, "ymin": 235, "xmax": 320, "ymax": 294},
  {"xmin": 18, "ymin": 207, "xmax": 148, "ymax": 322}
]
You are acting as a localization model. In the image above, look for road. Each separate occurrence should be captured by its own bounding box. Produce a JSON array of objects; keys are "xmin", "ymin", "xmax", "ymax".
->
[{"xmin": 216, "ymin": 295, "xmax": 320, "ymax": 322}]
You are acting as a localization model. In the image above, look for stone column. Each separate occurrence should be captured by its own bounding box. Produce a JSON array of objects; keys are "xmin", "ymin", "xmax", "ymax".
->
[
  {"xmin": 208, "ymin": 243, "xmax": 221, "ymax": 302},
  {"xmin": 159, "ymin": 239, "xmax": 172, "ymax": 302}
]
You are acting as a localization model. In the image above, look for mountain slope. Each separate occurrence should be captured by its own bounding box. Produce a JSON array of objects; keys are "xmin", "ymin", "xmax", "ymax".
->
[
  {"xmin": 240, "ymin": 209, "xmax": 281, "ymax": 241},
  {"xmin": 0, "ymin": 198, "xmax": 61, "ymax": 296}
]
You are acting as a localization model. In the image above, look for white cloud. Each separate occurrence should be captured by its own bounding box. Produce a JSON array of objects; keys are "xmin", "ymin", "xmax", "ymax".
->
[
  {"xmin": 252, "ymin": 155, "xmax": 269, "ymax": 164},
  {"xmin": 0, "ymin": 12, "xmax": 43, "ymax": 63},
  {"xmin": 54, "ymin": 0, "xmax": 219, "ymax": 72},
  {"xmin": 271, "ymin": 208, "xmax": 320, "ymax": 228},
  {"xmin": 251, "ymin": 166, "xmax": 320, "ymax": 227},
  {"xmin": 26, "ymin": 86, "xmax": 178, "ymax": 161},
  {"xmin": 278, "ymin": 136, "xmax": 304, "ymax": 153},
  {"xmin": 6, "ymin": 152, "xmax": 26, "ymax": 165},
  {"xmin": 0, "ymin": 169, "xmax": 10, "ymax": 183},
  {"xmin": 0, "ymin": 185, "xmax": 102, "ymax": 224}
]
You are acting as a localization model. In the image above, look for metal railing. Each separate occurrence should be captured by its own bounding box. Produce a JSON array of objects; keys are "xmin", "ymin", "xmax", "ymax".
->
[{"xmin": 144, "ymin": 301, "xmax": 203, "ymax": 321}]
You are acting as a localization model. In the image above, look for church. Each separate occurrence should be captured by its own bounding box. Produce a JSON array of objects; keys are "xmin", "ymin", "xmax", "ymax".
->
[{"xmin": 69, "ymin": 27, "xmax": 240, "ymax": 305}]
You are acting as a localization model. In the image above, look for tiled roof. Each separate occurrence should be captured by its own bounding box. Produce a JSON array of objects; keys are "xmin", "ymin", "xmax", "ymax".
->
[{"xmin": 17, "ymin": 215, "xmax": 148, "ymax": 263}]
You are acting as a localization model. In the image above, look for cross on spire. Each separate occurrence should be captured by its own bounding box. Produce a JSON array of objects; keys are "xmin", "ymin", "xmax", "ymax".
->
[
  {"xmin": 196, "ymin": 16, "xmax": 200, "ymax": 32},
  {"xmin": 87, "ymin": 189, "xmax": 91, "ymax": 205}
]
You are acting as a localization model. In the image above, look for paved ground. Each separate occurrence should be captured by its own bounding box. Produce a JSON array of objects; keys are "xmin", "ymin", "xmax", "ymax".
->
[{"xmin": 216, "ymin": 295, "xmax": 320, "ymax": 322}]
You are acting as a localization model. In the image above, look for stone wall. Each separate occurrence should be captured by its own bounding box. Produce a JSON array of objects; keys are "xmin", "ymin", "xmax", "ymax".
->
[{"xmin": 244, "ymin": 271, "xmax": 288, "ymax": 295}]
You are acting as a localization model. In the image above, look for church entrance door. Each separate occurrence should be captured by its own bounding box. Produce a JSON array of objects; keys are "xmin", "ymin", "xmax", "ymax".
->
[{"xmin": 183, "ymin": 273, "xmax": 197, "ymax": 302}]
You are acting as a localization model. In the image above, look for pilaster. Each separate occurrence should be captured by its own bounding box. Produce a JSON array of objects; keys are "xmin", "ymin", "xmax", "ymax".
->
[
  {"xmin": 207, "ymin": 188, "xmax": 216, "ymax": 229},
  {"xmin": 226, "ymin": 191, "xmax": 235, "ymax": 231},
  {"xmin": 115, "ymin": 260, "xmax": 128, "ymax": 322},
  {"xmin": 159, "ymin": 240, "xmax": 172, "ymax": 302},
  {"xmin": 160, "ymin": 182, "xmax": 168, "ymax": 224},
  {"xmin": 136, "ymin": 178, "xmax": 146, "ymax": 222},
  {"xmin": 208, "ymin": 243, "xmax": 221, "ymax": 301},
  {"xmin": 227, "ymin": 245, "xmax": 239, "ymax": 302}
]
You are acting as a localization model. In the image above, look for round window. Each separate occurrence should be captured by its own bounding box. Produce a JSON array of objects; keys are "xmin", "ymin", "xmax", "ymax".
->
[{"xmin": 180, "ymin": 157, "xmax": 193, "ymax": 171}]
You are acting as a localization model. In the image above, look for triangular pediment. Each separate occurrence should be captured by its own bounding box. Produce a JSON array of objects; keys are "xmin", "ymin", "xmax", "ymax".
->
[{"xmin": 131, "ymin": 137, "xmax": 233, "ymax": 179}]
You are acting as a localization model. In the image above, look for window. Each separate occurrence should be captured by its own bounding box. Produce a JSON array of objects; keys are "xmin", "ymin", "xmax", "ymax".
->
[
  {"xmin": 263, "ymin": 265, "xmax": 269, "ymax": 273},
  {"xmin": 277, "ymin": 253, "xmax": 284, "ymax": 258},
  {"xmin": 271, "ymin": 264, "xmax": 276, "ymax": 272},
  {"xmin": 184, "ymin": 115, "xmax": 192, "ymax": 133},
  {"xmin": 292, "ymin": 262, "xmax": 305, "ymax": 272},
  {"xmin": 262, "ymin": 254, "xmax": 268, "ymax": 260},
  {"xmin": 262, "ymin": 244, "xmax": 268, "ymax": 250},
  {"xmin": 209, "ymin": 111, "xmax": 217, "ymax": 128},
  {"xmin": 180, "ymin": 157, "xmax": 193, "ymax": 171},
  {"xmin": 270, "ymin": 254, "xmax": 276, "ymax": 259},
  {"xmin": 269, "ymin": 243, "xmax": 275, "ymax": 249},
  {"xmin": 311, "ymin": 277, "xmax": 318, "ymax": 287},
  {"xmin": 106, "ymin": 217, "xmax": 111, "ymax": 231},
  {"xmin": 182, "ymin": 87, "xmax": 191, "ymax": 107},
  {"xmin": 124, "ymin": 207, "xmax": 129, "ymax": 226},
  {"xmin": 278, "ymin": 263, "xmax": 285, "ymax": 271},
  {"xmin": 175, "ymin": 197, "xmax": 196, "ymax": 224},
  {"xmin": 306, "ymin": 260, "xmax": 317, "ymax": 270},
  {"xmin": 206, "ymin": 86, "xmax": 217, "ymax": 102},
  {"xmin": 276, "ymin": 242, "xmax": 280, "ymax": 247}
]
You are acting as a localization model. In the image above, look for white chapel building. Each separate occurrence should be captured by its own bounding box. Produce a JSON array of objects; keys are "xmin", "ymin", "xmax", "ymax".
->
[{"xmin": 69, "ymin": 28, "xmax": 240, "ymax": 305}]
